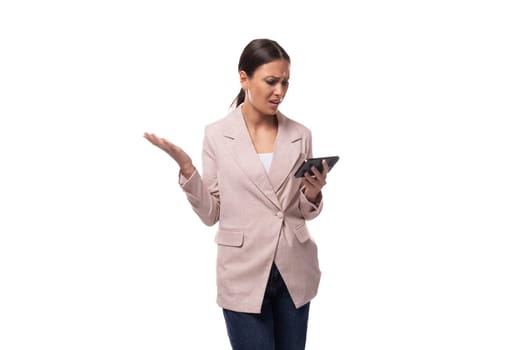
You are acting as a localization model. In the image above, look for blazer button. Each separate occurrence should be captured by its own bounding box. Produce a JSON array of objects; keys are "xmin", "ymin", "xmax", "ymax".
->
[{"xmin": 276, "ymin": 212, "xmax": 284, "ymax": 219}]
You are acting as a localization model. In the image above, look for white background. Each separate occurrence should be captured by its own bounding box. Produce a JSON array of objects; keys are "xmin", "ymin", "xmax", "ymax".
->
[{"xmin": 1, "ymin": 0, "xmax": 524, "ymax": 349}]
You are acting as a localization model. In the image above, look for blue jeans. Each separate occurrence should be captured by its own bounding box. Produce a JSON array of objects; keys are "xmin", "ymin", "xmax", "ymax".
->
[{"xmin": 222, "ymin": 263, "xmax": 310, "ymax": 350}]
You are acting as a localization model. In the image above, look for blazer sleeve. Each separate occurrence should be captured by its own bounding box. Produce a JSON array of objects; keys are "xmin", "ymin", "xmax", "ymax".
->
[
  {"xmin": 299, "ymin": 128, "xmax": 324, "ymax": 220},
  {"xmin": 178, "ymin": 127, "xmax": 220, "ymax": 226}
]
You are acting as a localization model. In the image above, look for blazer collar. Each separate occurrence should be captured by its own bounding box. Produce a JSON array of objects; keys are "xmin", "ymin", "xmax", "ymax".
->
[{"xmin": 222, "ymin": 106, "xmax": 305, "ymax": 208}]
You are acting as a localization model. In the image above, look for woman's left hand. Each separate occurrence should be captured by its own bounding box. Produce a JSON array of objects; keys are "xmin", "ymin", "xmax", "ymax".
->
[{"xmin": 302, "ymin": 159, "xmax": 329, "ymax": 203}]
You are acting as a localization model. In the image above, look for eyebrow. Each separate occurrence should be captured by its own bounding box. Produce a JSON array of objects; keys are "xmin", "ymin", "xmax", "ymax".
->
[{"xmin": 265, "ymin": 75, "xmax": 289, "ymax": 80}]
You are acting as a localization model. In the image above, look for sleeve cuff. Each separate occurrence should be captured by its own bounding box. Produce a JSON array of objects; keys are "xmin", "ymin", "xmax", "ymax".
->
[
  {"xmin": 301, "ymin": 188, "xmax": 323, "ymax": 209},
  {"xmin": 179, "ymin": 168, "xmax": 197, "ymax": 188}
]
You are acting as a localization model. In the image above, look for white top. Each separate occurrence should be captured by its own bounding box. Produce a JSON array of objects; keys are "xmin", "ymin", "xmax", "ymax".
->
[{"xmin": 258, "ymin": 153, "xmax": 273, "ymax": 173}]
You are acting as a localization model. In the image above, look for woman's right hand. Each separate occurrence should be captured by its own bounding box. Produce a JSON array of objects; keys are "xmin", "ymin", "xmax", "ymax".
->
[{"xmin": 143, "ymin": 132, "xmax": 195, "ymax": 178}]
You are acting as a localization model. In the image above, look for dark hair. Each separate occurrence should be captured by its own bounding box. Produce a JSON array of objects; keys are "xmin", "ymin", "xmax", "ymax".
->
[{"xmin": 231, "ymin": 39, "xmax": 290, "ymax": 108}]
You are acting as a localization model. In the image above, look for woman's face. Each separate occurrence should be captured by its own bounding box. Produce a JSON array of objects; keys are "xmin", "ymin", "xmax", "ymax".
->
[{"xmin": 241, "ymin": 59, "xmax": 290, "ymax": 117}]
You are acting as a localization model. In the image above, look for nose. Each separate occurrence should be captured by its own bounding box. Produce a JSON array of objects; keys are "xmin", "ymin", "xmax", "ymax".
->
[{"xmin": 274, "ymin": 84, "xmax": 284, "ymax": 99}]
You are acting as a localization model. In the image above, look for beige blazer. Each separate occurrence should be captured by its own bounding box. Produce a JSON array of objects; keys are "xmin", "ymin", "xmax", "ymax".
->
[{"xmin": 179, "ymin": 106, "xmax": 323, "ymax": 313}]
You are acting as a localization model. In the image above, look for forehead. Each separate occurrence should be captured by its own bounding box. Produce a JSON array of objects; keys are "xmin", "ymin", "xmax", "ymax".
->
[{"xmin": 254, "ymin": 59, "xmax": 290, "ymax": 78}]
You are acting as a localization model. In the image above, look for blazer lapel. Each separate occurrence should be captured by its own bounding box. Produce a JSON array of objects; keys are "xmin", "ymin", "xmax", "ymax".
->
[
  {"xmin": 222, "ymin": 108, "xmax": 281, "ymax": 209},
  {"xmin": 268, "ymin": 112, "xmax": 305, "ymax": 192}
]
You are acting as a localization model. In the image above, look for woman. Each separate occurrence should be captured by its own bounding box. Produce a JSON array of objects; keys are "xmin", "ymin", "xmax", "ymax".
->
[{"xmin": 144, "ymin": 38, "xmax": 329, "ymax": 350}]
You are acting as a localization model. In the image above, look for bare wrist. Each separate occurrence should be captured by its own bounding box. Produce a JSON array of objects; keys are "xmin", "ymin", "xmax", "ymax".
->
[
  {"xmin": 303, "ymin": 189, "xmax": 321, "ymax": 204},
  {"xmin": 181, "ymin": 165, "xmax": 195, "ymax": 178}
]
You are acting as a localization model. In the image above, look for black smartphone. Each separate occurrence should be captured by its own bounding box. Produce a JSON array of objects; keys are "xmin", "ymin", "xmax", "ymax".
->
[{"xmin": 294, "ymin": 156, "xmax": 339, "ymax": 178}]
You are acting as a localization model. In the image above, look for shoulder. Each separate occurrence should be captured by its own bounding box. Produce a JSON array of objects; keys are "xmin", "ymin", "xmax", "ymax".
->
[{"xmin": 204, "ymin": 108, "xmax": 240, "ymax": 137}]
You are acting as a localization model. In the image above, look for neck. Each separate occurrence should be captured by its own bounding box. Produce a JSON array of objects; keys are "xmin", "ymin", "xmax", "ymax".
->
[{"xmin": 241, "ymin": 104, "xmax": 277, "ymax": 130}]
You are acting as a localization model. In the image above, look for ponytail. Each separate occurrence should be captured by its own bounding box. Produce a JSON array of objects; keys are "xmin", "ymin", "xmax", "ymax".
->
[{"xmin": 230, "ymin": 88, "xmax": 245, "ymax": 109}]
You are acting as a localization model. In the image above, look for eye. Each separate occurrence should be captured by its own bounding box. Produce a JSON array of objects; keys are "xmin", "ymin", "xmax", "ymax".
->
[
  {"xmin": 265, "ymin": 79, "xmax": 278, "ymax": 86},
  {"xmin": 282, "ymin": 80, "xmax": 289, "ymax": 87}
]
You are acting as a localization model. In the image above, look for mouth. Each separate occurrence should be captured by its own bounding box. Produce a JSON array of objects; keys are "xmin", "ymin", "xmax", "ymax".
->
[{"xmin": 269, "ymin": 99, "xmax": 282, "ymax": 108}]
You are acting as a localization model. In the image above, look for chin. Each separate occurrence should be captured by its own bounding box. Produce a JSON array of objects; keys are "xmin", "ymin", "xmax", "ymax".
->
[
  {"xmin": 267, "ymin": 106, "xmax": 279, "ymax": 115},
  {"xmin": 249, "ymin": 102, "xmax": 278, "ymax": 117},
  {"xmin": 257, "ymin": 106, "xmax": 278, "ymax": 117}
]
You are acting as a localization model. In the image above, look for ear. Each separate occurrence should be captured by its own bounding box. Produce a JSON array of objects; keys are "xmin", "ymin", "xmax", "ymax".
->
[{"xmin": 239, "ymin": 71, "xmax": 249, "ymax": 90}]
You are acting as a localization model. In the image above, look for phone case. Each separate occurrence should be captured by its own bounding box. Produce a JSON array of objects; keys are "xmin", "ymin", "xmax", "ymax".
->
[{"xmin": 294, "ymin": 156, "xmax": 339, "ymax": 178}]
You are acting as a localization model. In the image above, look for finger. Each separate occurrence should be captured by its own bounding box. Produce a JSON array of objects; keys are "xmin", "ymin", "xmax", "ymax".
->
[
  {"xmin": 322, "ymin": 159, "xmax": 329, "ymax": 176},
  {"xmin": 303, "ymin": 173, "xmax": 318, "ymax": 187},
  {"xmin": 160, "ymin": 138, "xmax": 179, "ymax": 150},
  {"xmin": 143, "ymin": 132, "xmax": 155, "ymax": 142},
  {"xmin": 144, "ymin": 132, "xmax": 160, "ymax": 139},
  {"xmin": 155, "ymin": 137, "xmax": 166, "ymax": 148},
  {"xmin": 162, "ymin": 137, "xmax": 180, "ymax": 152},
  {"xmin": 144, "ymin": 133, "xmax": 163, "ymax": 147},
  {"xmin": 307, "ymin": 173, "xmax": 326, "ymax": 192},
  {"xmin": 310, "ymin": 166, "xmax": 321, "ymax": 178},
  {"xmin": 310, "ymin": 166, "xmax": 326, "ymax": 184},
  {"xmin": 302, "ymin": 174, "xmax": 311, "ymax": 185},
  {"xmin": 160, "ymin": 138, "xmax": 170, "ymax": 148},
  {"xmin": 155, "ymin": 138, "xmax": 175, "ymax": 155}
]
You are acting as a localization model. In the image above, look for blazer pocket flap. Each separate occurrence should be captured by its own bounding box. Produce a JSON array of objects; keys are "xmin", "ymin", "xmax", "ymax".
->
[
  {"xmin": 215, "ymin": 229, "xmax": 244, "ymax": 247},
  {"xmin": 294, "ymin": 223, "xmax": 311, "ymax": 243}
]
